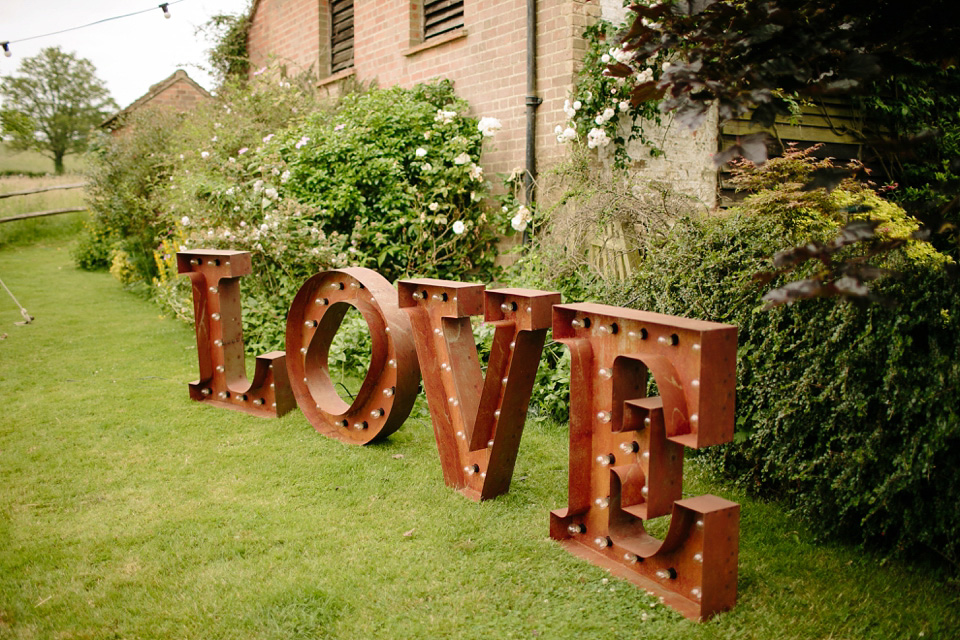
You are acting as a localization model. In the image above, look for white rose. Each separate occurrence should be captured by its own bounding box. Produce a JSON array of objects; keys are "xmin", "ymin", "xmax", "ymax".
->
[
  {"xmin": 477, "ymin": 116, "xmax": 502, "ymax": 137},
  {"xmin": 452, "ymin": 220, "xmax": 466, "ymax": 235},
  {"xmin": 416, "ymin": 147, "xmax": 428, "ymax": 157}
]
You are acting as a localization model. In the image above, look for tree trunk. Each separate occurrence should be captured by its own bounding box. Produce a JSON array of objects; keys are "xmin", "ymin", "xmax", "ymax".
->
[{"xmin": 53, "ymin": 152, "xmax": 65, "ymax": 175}]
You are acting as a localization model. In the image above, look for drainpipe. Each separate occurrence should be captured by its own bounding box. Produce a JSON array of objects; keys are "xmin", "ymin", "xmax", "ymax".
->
[{"xmin": 524, "ymin": 0, "xmax": 541, "ymax": 207}]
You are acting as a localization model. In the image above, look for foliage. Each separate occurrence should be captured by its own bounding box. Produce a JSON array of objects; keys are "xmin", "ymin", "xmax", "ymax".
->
[
  {"xmin": 612, "ymin": 208, "xmax": 960, "ymax": 564},
  {"xmin": 612, "ymin": 1, "xmax": 958, "ymax": 133},
  {"xmin": 555, "ymin": 18, "xmax": 663, "ymax": 169},
  {"xmin": 860, "ymin": 63, "xmax": 960, "ymax": 258},
  {"xmin": 506, "ymin": 146, "xmax": 959, "ymax": 561},
  {"xmin": 722, "ymin": 146, "xmax": 946, "ymax": 306},
  {"xmin": 0, "ymin": 47, "xmax": 117, "ymax": 174},
  {"xmin": 79, "ymin": 108, "xmax": 180, "ymax": 277},
  {"xmin": 577, "ymin": 149, "xmax": 957, "ymax": 562},
  {"xmin": 200, "ymin": 4, "xmax": 253, "ymax": 87},
  {"xmin": 80, "ymin": 73, "xmax": 506, "ymax": 355},
  {"xmin": 276, "ymin": 81, "xmax": 501, "ymax": 281}
]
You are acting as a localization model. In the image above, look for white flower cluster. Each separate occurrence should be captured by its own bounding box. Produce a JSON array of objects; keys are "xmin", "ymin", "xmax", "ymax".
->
[
  {"xmin": 295, "ymin": 135, "xmax": 310, "ymax": 150},
  {"xmin": 636, "ymin": 67, "xmax": 654, "ymax": 84},
  {"xmin": 453, "ymin": 152, "xmax": 471, "ymax": 166},
  {"xmin": 563, "ymin": 99, "xmax": 582, "ymax": 119},
  {"xmin": 609, "ymin": 46, "xmax": 633, "ymax": 65},
  {"xmin": 435, "ymin": 109, "xmax": 457, "ymax": 124},
  {"xmin": 594, "ymin": 107, "xmax": 616, "ymax": 126},
  {"xmin": 587, "ymin": 128, "xmax": 611, "ymax": 149},
  {"xmin": 554, "ymin": 124, "xmax": 577, "ymax": 143},
  {"xmin": 477, "ymin": 117, "xmax": 502, "ymax": 137},
  {"xmin": 511, "ymin": 205, "xmax": 532, "ymax": 232},
  {"xmin": 468, "ymin": 163, "xmax": 483, "ymax": 181}
]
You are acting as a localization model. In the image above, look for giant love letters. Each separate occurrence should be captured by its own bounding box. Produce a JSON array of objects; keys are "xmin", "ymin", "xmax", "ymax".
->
[{"xmin": 178, "ymin": 250, "xmax": 739, "ymax": 620}]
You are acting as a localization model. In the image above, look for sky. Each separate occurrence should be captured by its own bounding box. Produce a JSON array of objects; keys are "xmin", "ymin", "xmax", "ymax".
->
[{"xmin": 1, "ymin": 0, "xmax": 249, "ymax": 110}]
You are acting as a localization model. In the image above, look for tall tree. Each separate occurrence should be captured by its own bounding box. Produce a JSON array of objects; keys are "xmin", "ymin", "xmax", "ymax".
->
[{"xmin": 1, "ymin": 47, "xmax": 117, "ymax": 174}]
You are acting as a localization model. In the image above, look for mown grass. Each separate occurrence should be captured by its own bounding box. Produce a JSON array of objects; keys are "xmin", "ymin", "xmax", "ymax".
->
[
  {"xmin": 0, "ymin": 175, "xmax": 89, "ymax": 249},
  {"xmin": 0, "ymin": 143, "xmax": 85, "ymax": 175},
  {"xmin": 1, "ymin": 240, "xmax": 957, "ymax": 639}
]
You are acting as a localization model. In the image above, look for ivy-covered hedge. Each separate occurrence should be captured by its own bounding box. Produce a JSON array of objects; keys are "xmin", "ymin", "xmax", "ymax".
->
[
  {"xmin": 514, "ymin": 150, "xmax": 960, "ymax": 562},
  {"xmin": 618, "ymin": 210, "xmax": 960, "ymax": 561}
]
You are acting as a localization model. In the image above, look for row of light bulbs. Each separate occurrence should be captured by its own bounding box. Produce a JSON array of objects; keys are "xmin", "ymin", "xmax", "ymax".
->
[{"xmin": 2, "ymin": 3, "xmax": 172, "ymax": 58}]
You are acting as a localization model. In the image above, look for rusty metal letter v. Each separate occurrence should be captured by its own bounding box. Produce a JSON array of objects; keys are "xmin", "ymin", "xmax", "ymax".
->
[{"xmin": 398, "ymin": 279, "xmax": 561, "ymax": 501}]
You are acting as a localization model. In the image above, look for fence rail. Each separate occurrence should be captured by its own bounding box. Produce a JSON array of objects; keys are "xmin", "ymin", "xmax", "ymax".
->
[
  {"xmin": 0, "ymin": 207, "xmax": 88, "ymax": 223},
  {"xmin": 0, "ymin": 182, "xmax": 88, "ymax": 199}
]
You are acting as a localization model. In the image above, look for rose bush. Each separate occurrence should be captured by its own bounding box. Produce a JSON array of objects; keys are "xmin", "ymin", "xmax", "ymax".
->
[{"xmin": 80, "ymin": 74, "xmax": 506, "ymax": 353}]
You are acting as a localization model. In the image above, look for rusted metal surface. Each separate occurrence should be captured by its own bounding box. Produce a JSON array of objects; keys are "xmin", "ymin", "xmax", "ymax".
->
[
  {"xmin": 548, "ymin": 302, "xmax": 739, "ymax": 621},
  {"xmin": 177, "ymin": 250, "xmax": 296, "ymax": 417},
  {"xmin": 399, "ymin": 279, "xmax": 560, "ymax": 500},
  {"xmin": 286, "ymin": 268, "xmax": 420, "ymax": 445}
]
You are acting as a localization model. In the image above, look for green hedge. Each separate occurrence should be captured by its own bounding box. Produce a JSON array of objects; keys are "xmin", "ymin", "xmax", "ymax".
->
[
  {"xmin": 511, "ymin": 146, "xmax": 960, "ymax": 563},
  {"xmin": 609, "ymin": 210, "xmax": 960, "ymax": 561}
]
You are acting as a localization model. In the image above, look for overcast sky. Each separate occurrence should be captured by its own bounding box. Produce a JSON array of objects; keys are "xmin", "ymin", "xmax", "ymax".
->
[{"xmin": 2, "ymin": 0, "xmax": 249, "ymax": 109}]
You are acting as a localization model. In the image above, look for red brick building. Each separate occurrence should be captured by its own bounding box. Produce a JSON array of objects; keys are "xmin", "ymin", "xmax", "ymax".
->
[
  {"xmin": 102, "ymin": 70, "xmax": 212, "ymax": 133},
  {"xmin": 247, "ymin": 0, "xmax": 599, "ymax": 191}
]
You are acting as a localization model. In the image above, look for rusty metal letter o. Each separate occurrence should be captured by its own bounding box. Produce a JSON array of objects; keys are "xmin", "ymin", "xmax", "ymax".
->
[{"xmin": 286, "ymin": 268, "xmax": 420, "ymax": 444}]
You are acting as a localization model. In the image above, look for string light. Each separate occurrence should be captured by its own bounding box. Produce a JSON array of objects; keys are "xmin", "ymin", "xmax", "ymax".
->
[{"xmin": 1, "ymin": 2, "xmax": 185, "ymax": 56}]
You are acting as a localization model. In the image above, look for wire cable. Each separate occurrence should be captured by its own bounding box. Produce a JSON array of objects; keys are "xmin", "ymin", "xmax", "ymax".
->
[
  {"xmin": 3, "ymin": 1, "xmax": 185, "ymax": 47},
  {"xmin": 0, "ymin": 275, "xmax": 33, "ymax": 324}
]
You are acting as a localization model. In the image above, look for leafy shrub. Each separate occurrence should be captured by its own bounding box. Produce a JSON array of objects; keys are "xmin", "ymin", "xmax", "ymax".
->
[
  {"xmin": 590, "ymin": 151, "xmax": 959, "ymax": 562},
  {"xmin": 78, "ymin": 107, "xmax": 181, "ymax": 276},
  {"xmin": 616, "ymin": 208, "xmax": 959, "ymax": 562},
  {"xmin": 81, "ymin": 73, "xmax": 507, "ymax": 355},
  {"xmin": 510, "ymin": 147, "xmax": 959, "ymax": 562},
  {"xmin": 555, "ymin": 18, "xmax": 663, "ymax": 167}
]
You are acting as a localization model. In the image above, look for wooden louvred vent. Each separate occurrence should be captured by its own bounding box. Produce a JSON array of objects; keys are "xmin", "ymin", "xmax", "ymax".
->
[
  {"xmin": 424, "ymin": 0, "xmax": 464, "ymax": 39},
  {"xmin": 331, "ymin": 0, "xmax": 354, "ymax": 73}
]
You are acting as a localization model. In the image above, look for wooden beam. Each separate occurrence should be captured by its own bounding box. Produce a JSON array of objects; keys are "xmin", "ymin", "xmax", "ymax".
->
[
  {"xmin": 0, "ymin": 183, "xmax": 87, "ymax": 199},
  {"xmin": 0, "ymin": 207, "xmax": 88, "ymax": 223}
]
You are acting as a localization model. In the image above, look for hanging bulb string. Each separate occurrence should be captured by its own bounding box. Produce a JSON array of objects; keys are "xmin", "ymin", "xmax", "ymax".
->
[
  {"xmin": 0, "ymin": 275, "xmax": 33, "ymax": 324},
  {"xmin": 1, "ymin": 1, "xmax": 185, "ymax": 50}
]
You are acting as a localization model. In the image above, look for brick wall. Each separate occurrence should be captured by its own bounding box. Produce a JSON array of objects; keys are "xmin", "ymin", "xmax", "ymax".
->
[
  {"xmin": 248, "ymin": 0, "xmax": 323, "ymax": 75},
  {"xmin": 249, "ymin": 0, "xmax": 592, "ymax": 189},
  {"xmin": 147, "ymin": 77, "xmax": 209, "ymax": 112},
  {"xmin": 247, "ymin": 1, "xmax": 717, "ymax": 205}
]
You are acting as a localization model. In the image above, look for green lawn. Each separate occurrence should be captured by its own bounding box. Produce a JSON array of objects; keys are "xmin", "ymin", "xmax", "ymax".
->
[
  {"xmin": 0, "ymin": 241, "xmax": 956, "ymax": 639},
  {"xmin": 0, "ymin": 143, "xmax": 85, "ymax": 175}
]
